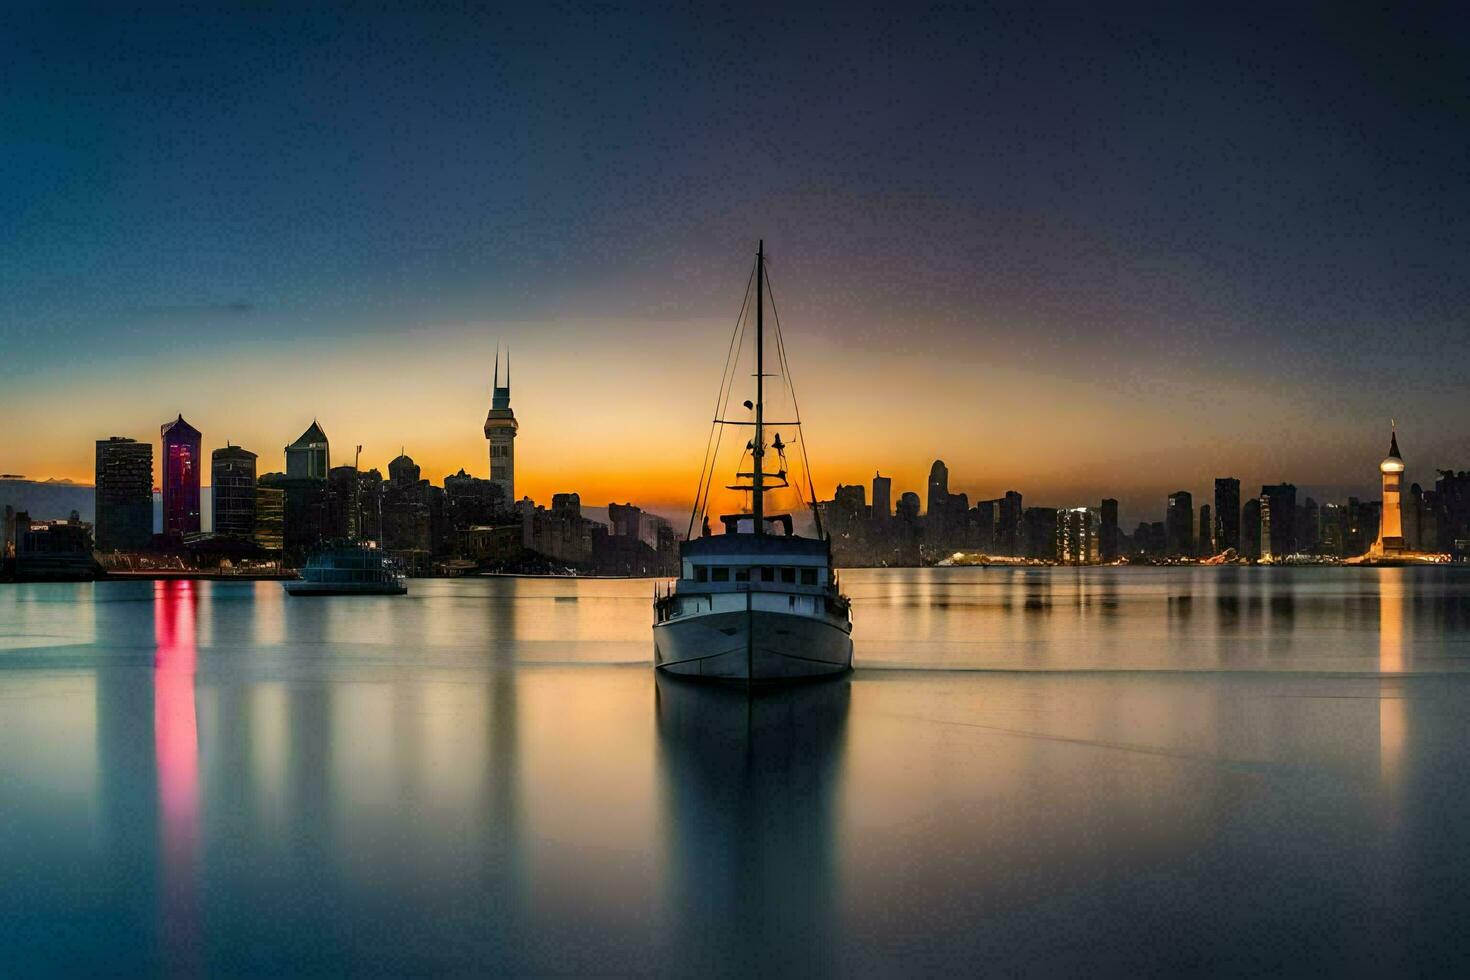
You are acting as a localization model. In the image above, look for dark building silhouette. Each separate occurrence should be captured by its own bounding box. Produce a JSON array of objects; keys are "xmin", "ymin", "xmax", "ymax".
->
[
  {"xmin": 1299, "ymin": 497, "xmax": 1320, "ymax": 553},
  {"xmin": 445, "ymin": 468, "xmax": 507, "ymax": 530},
  {"xmin": 94, "ymin": 436, "xmax": 153, "ymax": 551},
  {"xmin": 1319, "ymin": 502, "xmax": 1345, "ymax": 556},
  {"xmin": 11, "ymin": 510, "xmax": 95, "ymax": 580},
  {"xmin": 1241, "ymin": 497, "xmax": 1262, "ymax": 561},
  {"xmin": 160, "ymin": 415, "xmax": 202, "ymax": 539},
  {"xmin": 871, "ymin": 472, "xmax": 891, "ymax": 521},
  {"xmin": 211, "ymin": 445, "xmax": 257, "ymax": 538},
  {"xmin": 254, "ymin": 486, "xmax": 284, "ymax": 553},
  {"xmin": 381, "ymin": 453, "xmax": 432, "ymax": 560},
  {"xmin": 285, "ymin": 421, "xmax": 330, "ymax": 480},
  {"xmin": 1213, "ymin": 478, "xmax": 1240, "ymax": 554},
  {"xmin": 1432, "ymin": 470, "xmax": 1470, "ymax": 556},
  {"xmin": 259, "ymin": 471, "xmax": 330, "ymax": 561},
  {"xmin": 1100, "ymin": 498, "xmax": 1119, "ymax": 562},
  {"xmin": 926, "ymin": 460, "xmax": 948, "ymax": 518},
  {"xmin": 1261, "ymin": 483, "xmax": 1296, "ymax": 558},
  {"xmin": 998, "ymin": 491, "xmax": 1023, "ymax": 556},
  {"xmin": 1165, "ymin": 490, "xmax": 1193, "ymax": 557},
  {"xmin": 1022, "ymin": 506, "xmax": 1055, "ymax": 559},
  {"xmin": 1197, "ymin": 503, "xmax": 1213, "ymax": 556}
]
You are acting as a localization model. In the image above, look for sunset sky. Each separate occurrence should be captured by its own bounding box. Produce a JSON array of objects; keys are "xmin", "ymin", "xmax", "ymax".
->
[{"xmin": 3, "ymin": 4, "xmax": 1467, "ymax": 526}]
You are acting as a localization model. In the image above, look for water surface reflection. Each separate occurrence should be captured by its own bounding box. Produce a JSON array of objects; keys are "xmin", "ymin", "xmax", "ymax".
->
[{"xmin": 656, "ymin": 676, "xmax": 848, "ymax": 974}]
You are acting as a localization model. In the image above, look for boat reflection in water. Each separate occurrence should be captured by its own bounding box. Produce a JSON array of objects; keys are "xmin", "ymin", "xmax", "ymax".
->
[{"xmin": 655, "ymin": 673, "xmax": 849, "ymax": 974}]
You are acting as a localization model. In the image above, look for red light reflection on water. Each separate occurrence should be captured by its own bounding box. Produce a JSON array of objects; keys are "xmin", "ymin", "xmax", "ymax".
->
[{"xmin": 153, "ymin": 580, "xmax": 201, "ymax": 971}]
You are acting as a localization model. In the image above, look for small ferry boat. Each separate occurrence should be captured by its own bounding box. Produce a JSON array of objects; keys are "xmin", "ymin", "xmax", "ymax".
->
[
  {"xmin": 284, "ymin": 542, "xmax": 407, "ymax": 596},
  {"xmin": 653, "ymin": 241, "xmax": 853, "ymax": 682}
]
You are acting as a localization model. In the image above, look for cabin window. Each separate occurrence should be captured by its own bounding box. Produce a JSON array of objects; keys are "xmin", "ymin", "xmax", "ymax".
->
[
  {"xmin": 800, "ymin": 568, "xmax": 817, "ymax": 585},
  {"xmin": 711, "ymin": 567, "xmax": 729, "ymax": 582},
  {"xmin": 734, "ymin": 568, "xmax": 750, "ymax": 582},
  {"xmin": 781, "ymin": 567, "xmax": 796, "ymax": 583},
  {"xmin": 694, "ymin": 566, "xmax": 708, "ymax": 583},
  {"xmin": 760, "ymin": 566, "xmax": 775, "ymax": 582}
]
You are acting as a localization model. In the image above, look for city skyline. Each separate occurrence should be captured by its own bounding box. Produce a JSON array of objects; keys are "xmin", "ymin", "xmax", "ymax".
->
[
  {"xmin": 4, "ymin": 6, "xmax": 1469, "ymax": 515},
  {"xmin": 2, "ymin": 372, "xmax": 1451, "ymax": 532}
]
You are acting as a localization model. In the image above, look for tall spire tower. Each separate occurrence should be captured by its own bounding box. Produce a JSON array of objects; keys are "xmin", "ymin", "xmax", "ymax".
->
[
  {"xmin": 1372, "ymin": 423, "xmax": 1406, "ymax": 556},
  {"xmin": 484, "ymin": 346, "xmax": 518, "ymax": 503}
]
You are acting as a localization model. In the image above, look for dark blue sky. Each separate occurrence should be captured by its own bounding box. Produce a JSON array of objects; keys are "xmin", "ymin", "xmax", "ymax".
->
[{"xmin": 3, "ymin": 3, "xmax": 1467, "ymax": 516}]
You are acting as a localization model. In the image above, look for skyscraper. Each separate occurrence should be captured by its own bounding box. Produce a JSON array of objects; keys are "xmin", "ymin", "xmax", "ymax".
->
[
  {"xmin": 1198, "ymin": 503, "xmax": 1213, "ymax": 556},
  {"xmin": 484, "ymin": 348, "xmax": 518, "ymax": 503},
  {"xmin": 1057, "ymin": 507, "xmax": 1101, "ymax": 564},
  {"xmin": 1261, "ymin": 483, "xmax": 1297, "ymax": 558},
  {"xmin": 1214, "ymin": 478, "xmax": 1240, "ymax": 554},
  {"xmin": 1099, "ymin": 498, "xmax": 1119, "ymax": 562},
  {"xmin": 1166, "ymin": 491, "xmax": 1193, "ymax": 557},
  {"xmin": 160, "ymin": 415, "xmax": 202, "ymax": 538},
  {"xmin": 871, "ymin": 471, "xmax": 891, "ymax": 521},
  {"xmin": 94, "ymin": 436, "xmax": 153, "ymax": 551},
  {"xmin": 1241, "ymin": 497, "xmax": 1262, "ymax": 561},
  {"xmin": 211, "ymin": 445, "xmax": 258, "ymax": 538},
  {"xmin": 926, "ymin": 460, "xmax": 949, "ymax": 517},
  {"xmin": 998, "ymin": 491, "xmax": 1023, "ymax": 555},
  {"xmin": 285, "ymin": 421, "xmax": 330, "ymax": 480},
  {"xmin": 1372, "ymin": 428, "xmax": 1406, "ymax": 555}
]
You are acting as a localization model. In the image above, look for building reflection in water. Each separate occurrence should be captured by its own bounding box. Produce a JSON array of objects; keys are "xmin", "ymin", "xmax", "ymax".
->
[
  {"xmin": 1379, "ymin": 571, "xmax": 1407, "ymax": 796},
  {"xmin": 153, "ymin": 580, "xmax": 201, "ymax": 973},
  {"xmin": 655, "ymin": 675, "xmax": 848, "ymax": 975}
]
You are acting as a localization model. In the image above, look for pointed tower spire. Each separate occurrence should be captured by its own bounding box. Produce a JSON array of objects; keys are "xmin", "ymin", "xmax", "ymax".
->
[{"xmin": 493, "ymin": 343, "xmax": 500, "ymax": 390}]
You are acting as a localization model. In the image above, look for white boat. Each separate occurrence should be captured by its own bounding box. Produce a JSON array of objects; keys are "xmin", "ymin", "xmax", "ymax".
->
[
  {"xmin": 284, "ymin": 543, "xmax": 408, "ymax": 596},
  {"xmin": 653, "ymin": 241, "xmax": 853, "ymax": 682}
]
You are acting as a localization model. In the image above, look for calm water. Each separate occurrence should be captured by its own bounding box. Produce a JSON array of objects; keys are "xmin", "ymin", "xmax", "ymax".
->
[{"xmin": 4, "ymin": 567, "xmax": 1470, "ymax": 975}]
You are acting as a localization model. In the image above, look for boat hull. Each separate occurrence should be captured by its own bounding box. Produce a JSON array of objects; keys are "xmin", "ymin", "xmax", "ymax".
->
[{"xmin": 654, "ymin": 606, "xmax": 852, "ymax": 683}]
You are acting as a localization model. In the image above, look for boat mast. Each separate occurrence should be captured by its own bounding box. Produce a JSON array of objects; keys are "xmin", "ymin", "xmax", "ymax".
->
[{"xmin": 753, "ymin": 240, "xmax": 765, "ymax": 536}]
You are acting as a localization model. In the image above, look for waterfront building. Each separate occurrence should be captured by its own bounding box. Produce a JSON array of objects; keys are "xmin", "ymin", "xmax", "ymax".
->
[
  {"xmin": 1258, "ymin": 494, "xmax": 1274, "ymax": 561},
  {"xmin": 11, "ymin": 510, "xmax": 95, "ymax": 580},
  {"xmin": 94, "ymin": 436, "xmax": 153, "ymax": 551},
  {"xmin": 160, "ymin": 414, "xmax": 202, "ymax": 539},
  {"xmin": 1371, "ymin": 429, "xmax": 1407, "ymax": 556},
  {"xmin": 1166, "ymin": 490, "xmax": 1193, "ymax": 557},
  {"xmin": 1022, "ymin": 506, "xmax": 1055, "ymax": 560},
  {"xmin": 1214, "ymin": 477, "xmax": 1241, "ymax": 554},
  {"xmin": 1057, "ymin": 507, "xmax": 1100, "ymax": 564},
  {"xmin": 998, "ymin": 491, "xmax": 1023, "ymax": 556},
  {"xmin": 211, "ymin": 445, "xmax": 257, "ymax": 538},
  {"xmin": 254, "ymin": 487, "xmax": 285, "ymax": 552},
  {"xmin": 1099, "ymin": 498, "xmax": 1119, "ymax": 562},
  {"xmin": 1300, "ymin": 497, "xmax": 1320, "ymax": 552},
  {"xmin": 1319, "ymin": 502, "xmax": 1345, "ymax": 557},
  {"xmin": 972, "ymin": 498, "xmax": 998, "ymax": 552},
  {"xmin": 484, "ymin": 348, "xmax": 518, "ymax": 503},
  {"xmin": 1241, "ymin": 498, "xmax": 1262, "ymax": 561},
  {"xmin": 926, "ymin": 460, "xmax": 948, "ymax": 518},
  {"xmin": 285, "ymin": 421, "xmax": 330, "ymax": 480},
  {"xmin": 259, "ymin": 471, "xmax": 330, "ymax": 560},
  {"xmin": 1261, "ymin": 483, "xmax": 1297, "ymax": 558},
  {"xmin": 1198, "ymin": 503, "xmax": 1213, "ymax": 556},
  {"xmin": 872, "ymin": 472, "xmax": 891, "ymax": 521}
]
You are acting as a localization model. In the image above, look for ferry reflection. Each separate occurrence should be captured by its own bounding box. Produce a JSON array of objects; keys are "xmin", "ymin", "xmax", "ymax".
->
[{"xmin": 655, "ymin": 675, "xmax": 849, "ymax": 975}]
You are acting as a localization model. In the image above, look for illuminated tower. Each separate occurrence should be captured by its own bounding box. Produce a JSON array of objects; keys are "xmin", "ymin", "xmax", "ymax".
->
[
  {"xmin": 160, "ymin": 414, "xmax": 202, "ymax": 538},
  {"xmin": 484, "ymin": 347, "xmax": 518, "ymax": 503},
  {"xmin": 1373, "ymin": 427, "xmax": 1406, "ymax": 555}
]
